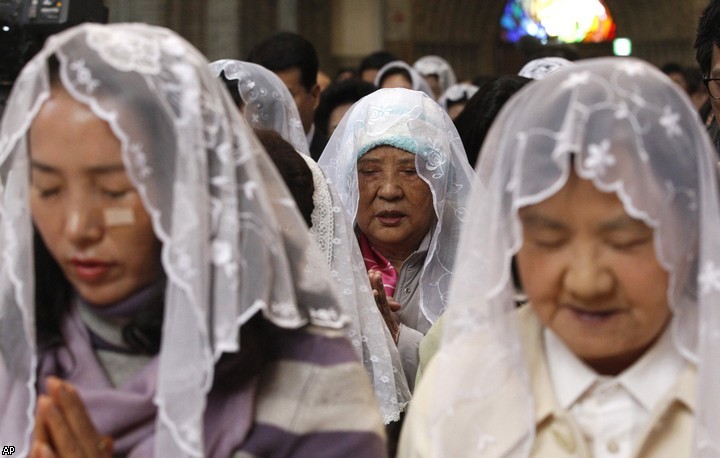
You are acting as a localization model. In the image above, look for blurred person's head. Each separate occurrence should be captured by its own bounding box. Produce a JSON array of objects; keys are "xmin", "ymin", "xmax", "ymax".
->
[
  {"xmin": 358, "ymin": 50, "xmax": 398, "ymax": 84},
  {"xmin": 247, "ymin": 32, "xmax": 321, "ymax": 134},
  {"xmin": 315, "ymin": 79, "xmax": 376, "ymax": 138}
]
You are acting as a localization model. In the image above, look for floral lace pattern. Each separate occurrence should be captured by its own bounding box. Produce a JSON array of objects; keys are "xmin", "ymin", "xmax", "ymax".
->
[
  {"xmin": 299, "ymin": 153, "xmax": 411, "ymax": 422},
  {"xmin": 421, "ymin": 58, "xmax": 720, "ymax": 457},
  {"xmin": 301, "ymin": 155, "xmax": 334, "ymax": 267},
  {"xmin": 87, "ymin": 27, "xmax": 163, "ymax": 75},
  {"xmin": 209, "ymin": 60, "xmax": 309, "ymax": 155},
  {"xmin": 319, "ymin": 88, "xmax": 476, "ymax": 325},
  {"xmin": 0, "ymin": 23, "xmax": 347, "ymax": 457}
]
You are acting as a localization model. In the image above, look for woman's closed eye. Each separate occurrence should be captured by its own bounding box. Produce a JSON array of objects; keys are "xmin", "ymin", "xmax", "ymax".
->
[
  {"xmin": 527, "ymin": 234, "xmax": 569, "ymax": 249},
  {"xmin": 358, "ymin": 168, "xmax": 380, "ymax": 176},
  {"xmin": 100, "ymin": 187, "xmax": 132, "ymax": 199},
  {"xmin": 34, "ymin": 185, "xmax": 62, "ymax": 199},
  {"xmin": 605, "ymin": 234, "xmax": 653, "ymax": 250}
]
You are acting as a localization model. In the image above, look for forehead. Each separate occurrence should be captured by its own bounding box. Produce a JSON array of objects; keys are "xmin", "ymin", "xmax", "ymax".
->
[
  {"xmin": 30, "ymin": 87, "xmax": 123, "ymax": 166},
  {"xmin": 358, "ymin": 145, "xmax": 415, "ymax": 163},
  {"xmin": 275, "ymin": 67, "xmax": 304, "ymax": 91},
  {"xmin": 381, "ymin": 73, "xmax": 413, "ymax": 88},
  {"xmin": 519, "ymin": 174, "xmax": 631, "ymax": 223}
]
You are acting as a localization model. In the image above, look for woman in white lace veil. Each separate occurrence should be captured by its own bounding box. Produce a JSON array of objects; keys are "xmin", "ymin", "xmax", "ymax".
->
[
  {"xmin": 413, "ymin": 55, "xmax": 458, "ymax": 101},
  {"xmin": 399, "ymin": 58, "xmax": 720, "ymax": 456},
  {"xmin": 318, "ymin": 88, "xmax": 476, "ymax": 390},
  {"xmin": 374, "ymin": 61, "xmax": 435, "ymax": 99},
  {"xmin": 0, "ymin": 23, "xmax": 390, "ymax": 457},
  {"xmin": 210, "ymin": 59, "xmax": 411, "ymax": 420},
  {"xmin": 438, "ymin": 83, "xmax": 479, "ymax": 120},
  {"xmin": 254, "ymin": 129, "xmax": 411, "ymax": 424},
  {"xmin": 208, "ymin": 59, "xmax": 310, "ymax": 155}
]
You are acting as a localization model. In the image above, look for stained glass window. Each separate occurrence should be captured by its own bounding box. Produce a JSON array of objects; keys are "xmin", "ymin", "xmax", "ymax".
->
[{"xmin": 500, "ymin": 0, "xmax": 616, "ymax": 44}]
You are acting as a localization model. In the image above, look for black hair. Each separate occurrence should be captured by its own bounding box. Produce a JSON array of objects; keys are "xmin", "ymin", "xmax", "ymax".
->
[
  {"xmin": 333, "ymin": 67, "xmax": 357, "ymax": 82},
  {"xmin": 218, "ymin": 71, "xmax": 244, "ymax": 110},
  {"xmin": 695, "ymin": 0, "xmax": 720, "ymax": 76},
  {"xmin": 254, "ymin": 129, "xmax": 315, "ymax": 227},
  {"xmin": 246, "ymin": 32, "xmax": 319, "ymax": 92},
  {"xmin": 518, "ymin": 35, "xmax": 578, "ymax": 65},
  {"xmin": 314, "ymin": 79, "xmax": 376, "ymax": 137},
  {"xmin": 660, "ymin": 62, "xmax": 695, "ymax": 94},
  {"xmin": 377, "ymin": 67, "xmax": 412, "ymax": 88},
  {"xmin": 358, "ymin": 51, "xmax": 398, "ymax": 75},
  {"xmin": 34, "ymin": 229, "xmax": 72, "ymax": 350},
  {"xmin": 453, "ymin": 75, "xmax": 532, "ymax": 167}
]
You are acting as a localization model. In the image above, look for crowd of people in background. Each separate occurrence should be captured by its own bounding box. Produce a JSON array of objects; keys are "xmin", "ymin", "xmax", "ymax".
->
[{"xmin": 3, "ymin": 1, "xmax": 720, "ymax": 457}]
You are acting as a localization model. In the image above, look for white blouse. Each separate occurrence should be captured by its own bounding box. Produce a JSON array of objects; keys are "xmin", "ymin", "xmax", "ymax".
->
[{"xmin": 545, "ymin": 326, "xmax": 685, "ymax": 457}]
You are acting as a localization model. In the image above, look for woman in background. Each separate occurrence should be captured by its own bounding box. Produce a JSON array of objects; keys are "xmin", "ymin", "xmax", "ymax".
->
[
  {"xmin": 319, "ymin": 88, "xmax": 475, "ymax": 392},
  {"xmin": 374, "ymin": 61, "xmax": 434, "ymax": 99}
]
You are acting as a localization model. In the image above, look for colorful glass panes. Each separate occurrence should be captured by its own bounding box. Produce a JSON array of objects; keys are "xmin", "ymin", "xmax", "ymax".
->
[{"xmin": 500, "ymin": 0, "xmax": 616, "ymax": 44}]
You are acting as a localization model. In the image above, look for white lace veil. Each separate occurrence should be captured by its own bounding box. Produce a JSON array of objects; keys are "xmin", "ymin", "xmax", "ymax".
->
[
  {"xmin": 438, "ymin": 83, "xmax": 480, "ymax": 112},
  {"xmin": 299, "ymin": 154, "xmax": 411, "ymax": 422},
  {"xmin": 374, "ymin": 61, "xmax": 435, "ymax": 99},
  {"xmin": 431, "ymin": 58, "xmax": 720, "ymax": 456},
  {"xmin": 517, "ymin": 56, "xmax": 574, "ymax": 80},
  {"xmin": 208, "ymin": 59, "xmax": 310, "ymax": 155},
  {"xmin": 413, "ymin": 55, "xmax": 458, "ymax": 96},
  {"xmin": 318, "ymin": 88, "xmax": 476, "ymax": 326},
  {"xmin": 0, "ymin": 23, "xmax": 347, "ymax": 457}
]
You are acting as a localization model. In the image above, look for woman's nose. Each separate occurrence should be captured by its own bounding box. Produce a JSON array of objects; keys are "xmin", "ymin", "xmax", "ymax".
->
[
  {"xmin": 376, "ymin": 174, "xmax": 403, "ymax": 200},
  {"xmin": 64, "ymin": 202, "xmax": 104, "ymax": 246},
  {"xmin": 562, "ymin": 248, "xmax": 614, "ymax": 300}
]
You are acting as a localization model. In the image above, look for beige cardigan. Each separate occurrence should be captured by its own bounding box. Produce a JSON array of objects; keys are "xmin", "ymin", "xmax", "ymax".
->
[{"xmin": 399, "ymin": 306, "xmax": 696, "ymax": 457}]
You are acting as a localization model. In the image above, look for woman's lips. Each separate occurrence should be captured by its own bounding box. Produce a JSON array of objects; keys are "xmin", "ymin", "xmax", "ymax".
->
[
  {"xmin": 569, "ymin": 307, "xmax": 620, "ymax": 323},
  {"xmin": 70, "ymin": 258, "xmax": 113, "ymax": 283},
  {"xmin": 376, "ymin": 211, "xmax": 406, "ymax": 226}
]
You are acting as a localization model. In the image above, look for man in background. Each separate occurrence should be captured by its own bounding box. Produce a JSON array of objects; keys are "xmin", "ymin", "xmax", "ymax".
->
[
  {"xmin": 695, "ymin": 0, "xmax": 720, "ymax": 156},
  {"xmin": 248, "ymin": 32, "xmax": 327, "ymax": 160}
]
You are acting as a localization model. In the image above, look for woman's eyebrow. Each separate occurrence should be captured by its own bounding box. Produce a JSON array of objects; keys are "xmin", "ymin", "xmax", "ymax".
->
[
  {"xmin": 598, "ymin": 214, "xmax": 650, "ymax": 232},
  {"xmin": 518, "ymin": 211, "xmax": 566, "ymax": 230},
  {"xmin": 358, "ymin": 157, "xmax": 381, "ymax": 165},
  {"xmin": 86, "ymin": 164, "xmax": 126, "ymax": 175},
  {"xmin": 30, "ymin": 160, "xmax": 58, "ymax": 173},
  {"xmin": 30, "ymin": 160, "xmax": 126, "ymax": 175}
]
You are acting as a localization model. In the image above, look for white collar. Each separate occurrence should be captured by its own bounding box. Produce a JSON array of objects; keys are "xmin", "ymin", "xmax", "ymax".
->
[{"xmin": 545, "ymin": 323, "xmax": 685, "ymax": 412}]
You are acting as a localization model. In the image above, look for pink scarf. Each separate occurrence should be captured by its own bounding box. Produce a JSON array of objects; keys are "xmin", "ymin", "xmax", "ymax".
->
[{"xmin": 358, "ymin": 231, "xmax": 398, "ymax": 298}]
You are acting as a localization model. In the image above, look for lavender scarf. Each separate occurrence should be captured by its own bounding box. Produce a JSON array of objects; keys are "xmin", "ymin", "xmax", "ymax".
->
[{"xmin": 36, "ymin": 285, "xmax": 257, "ymax": 457}]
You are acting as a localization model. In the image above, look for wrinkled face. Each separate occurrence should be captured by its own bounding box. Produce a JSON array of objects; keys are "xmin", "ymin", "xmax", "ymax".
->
[
  {"xmin": 356, "ymin": 146, "xmax": 436, "ymax": 261},
  {"xmin": 276, "ymin": 66, "xmax": 320, "ymax": 135},
  {"xmin": 516, "ymin": 172, "xmax": 671, "ymax": 375},
  {"xmin": 30, "ymin": 87, "xmax": 162, "ymax": 306}
]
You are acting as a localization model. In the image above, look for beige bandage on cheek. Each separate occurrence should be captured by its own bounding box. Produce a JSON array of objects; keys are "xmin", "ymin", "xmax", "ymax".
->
[{"xmin": 103, "ymin": 207, "xmax": 136, "ymax": 226}]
